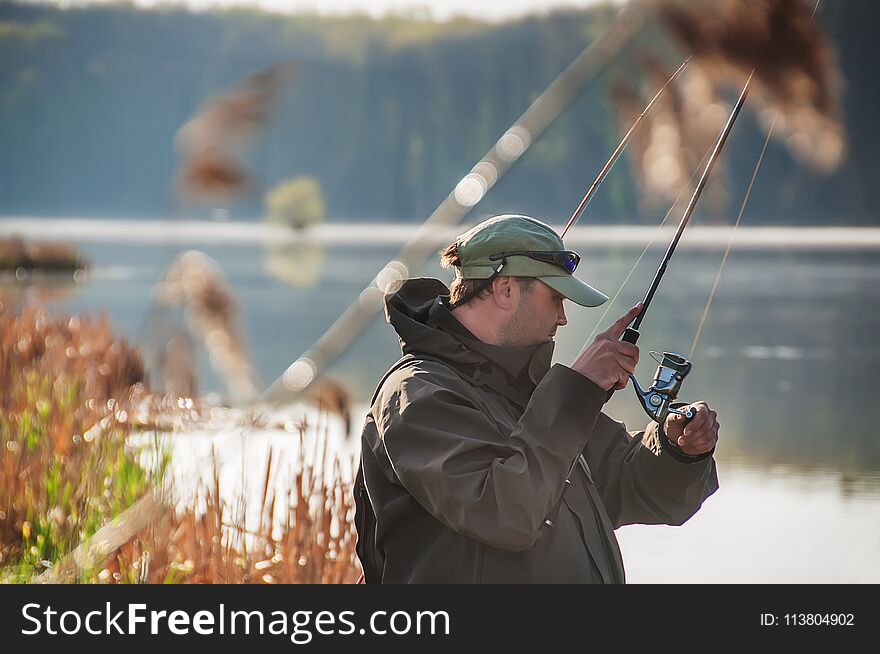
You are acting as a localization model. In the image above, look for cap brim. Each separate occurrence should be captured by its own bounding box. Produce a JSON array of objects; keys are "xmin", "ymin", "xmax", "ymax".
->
[{"xmin": 541, "ymin": 275, "xmax": 608, "ymax": 307}]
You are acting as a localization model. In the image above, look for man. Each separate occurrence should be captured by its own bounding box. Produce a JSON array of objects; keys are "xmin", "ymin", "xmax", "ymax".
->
[{"xmin": 354, "ymin": 214, "xmax": 719, "ymax": 583}]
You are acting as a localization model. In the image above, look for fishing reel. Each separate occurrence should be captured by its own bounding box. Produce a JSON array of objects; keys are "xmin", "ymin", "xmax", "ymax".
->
[{"xmin": 630, "ymin": 350, "xmax": 695, "ymax": 426}]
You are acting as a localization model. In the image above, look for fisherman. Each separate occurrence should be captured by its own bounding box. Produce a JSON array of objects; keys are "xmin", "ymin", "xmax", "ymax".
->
[{"xmin": 354, "ymin": 214, "xmax": 719, "ymax": 583}]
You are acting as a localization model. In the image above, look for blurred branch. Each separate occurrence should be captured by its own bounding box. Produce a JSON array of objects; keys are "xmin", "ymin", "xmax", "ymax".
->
[
  {"xmin": 33, "ymin": 491, "xmax": 167, "ymax": 584},
  {"xmin": 260, "ymin": 2, "xmax": 648, "ymax": 407}
]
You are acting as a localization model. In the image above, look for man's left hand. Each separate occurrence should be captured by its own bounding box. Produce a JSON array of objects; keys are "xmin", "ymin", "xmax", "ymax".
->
[{"xmin": 664, "ymin": 401, "xmax": 719, "ymax": 456}]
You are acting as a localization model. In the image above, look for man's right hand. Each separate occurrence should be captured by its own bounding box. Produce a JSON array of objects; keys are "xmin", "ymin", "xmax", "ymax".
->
[{"xmin": 571, "ymin": 304, "xmax": 642, "ymax": 391}]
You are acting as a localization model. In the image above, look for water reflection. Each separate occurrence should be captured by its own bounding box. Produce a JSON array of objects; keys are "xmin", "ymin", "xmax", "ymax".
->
[{"xmin": 264, "ymin": 239, "xmax": 324, "ymax": 288}]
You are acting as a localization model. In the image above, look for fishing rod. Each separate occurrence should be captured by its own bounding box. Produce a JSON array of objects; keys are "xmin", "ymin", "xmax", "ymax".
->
[
  {"xmin": 561, "ymin": 56, "xmax": 692, "ymax": 239},
  {"xmin": 609, "ymin": 71, "xmax": 754, "ymax": 433}
]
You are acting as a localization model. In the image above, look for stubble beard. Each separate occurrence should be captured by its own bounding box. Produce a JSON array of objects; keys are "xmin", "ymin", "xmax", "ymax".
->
[{"xmin": 497, "ymin": 307, "xmax": 544, "ymax": 348}]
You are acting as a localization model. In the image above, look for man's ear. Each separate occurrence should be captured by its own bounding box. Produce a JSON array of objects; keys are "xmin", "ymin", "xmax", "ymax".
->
[{"xmin": 491, "ymin": 276, "xmax": 515, "ymax": 310}]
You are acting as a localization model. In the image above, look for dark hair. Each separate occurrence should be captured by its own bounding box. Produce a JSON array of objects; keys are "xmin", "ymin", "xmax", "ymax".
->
[{"xmin": 439, "ymin": 242, "xmax": 536, "ymax": 305}]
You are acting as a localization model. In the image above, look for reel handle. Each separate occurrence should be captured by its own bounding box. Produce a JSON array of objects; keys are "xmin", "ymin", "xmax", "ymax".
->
[
  {"xmin": 659, "ymin": 404, "xmax": 703, "ymax": 462},
  {"xmin": 671, "ymin": 405, "xmax": 697, "ymax": 428},
  {"xmin": 604, "ymin": 327, "xmax": 640, "ymax": 402},
  {"xmin": 683, "ymin": 408, "xmax": 696, "ymax": 426}
]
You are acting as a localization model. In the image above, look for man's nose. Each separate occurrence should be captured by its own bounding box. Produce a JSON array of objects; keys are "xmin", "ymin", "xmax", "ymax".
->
[{"xmin": 557, "ymin": 306, "xmax": 567, "ymax": 327}]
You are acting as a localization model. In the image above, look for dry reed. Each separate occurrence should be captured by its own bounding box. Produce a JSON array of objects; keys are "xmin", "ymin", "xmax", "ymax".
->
[
  {"xmin": 613, "ymin": 57, "xmax": 730, "ymax": 214},
  {"xmin": 102, "ymin": 435, "xmax": 361, "ymax": 585},
  {"xmin": 152, "ymin": 250, "xmax": 260, "ymax": 403},
  {"xmin": 656, "ymin": 0, "xmax": 845, "ymax": 171},
  {"xmin": 174, "ymin": 63, "xmax": 296, "ymax": 203},
  {"xmin": 2, "ymin": 301, "xmax": 361, "ymax": 583}
]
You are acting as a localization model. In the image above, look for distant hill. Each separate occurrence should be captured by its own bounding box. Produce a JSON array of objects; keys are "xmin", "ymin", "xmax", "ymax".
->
[{"xmin": 0, "ymin": 1, "xmax": 877, "ymax": 224}]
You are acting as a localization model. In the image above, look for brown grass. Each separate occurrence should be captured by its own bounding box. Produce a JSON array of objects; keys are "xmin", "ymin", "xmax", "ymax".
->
[
  {"xmin": 102, "ymin": 440, "xmax": 360, "ymax": 585},
  {"xmin": 0, "ymin": 304, "xmax": 145, "ymax": 455},
  {"xmin": 1, "ymin": 301, "xmax": 360, "ymax": 583}
]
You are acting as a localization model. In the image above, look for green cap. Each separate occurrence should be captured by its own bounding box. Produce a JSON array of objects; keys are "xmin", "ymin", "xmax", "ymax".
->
[{"xmin": 453, "ymin": 214, "xmax": 608, "ymax": 307}]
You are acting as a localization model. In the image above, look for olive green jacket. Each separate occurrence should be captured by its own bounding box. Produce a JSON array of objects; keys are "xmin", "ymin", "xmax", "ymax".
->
[{"xmin": 355, "ymin": 278, "xmax": 718, "ymax": 583}]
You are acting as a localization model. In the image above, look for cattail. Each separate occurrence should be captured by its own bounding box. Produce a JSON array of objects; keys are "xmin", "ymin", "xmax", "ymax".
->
[
  {"xmin": 175, "ymin": 149, "xmax": 250, "ymax": 202},
  {"xmin": 174, "ymin": 63, "xmax": 296, "ymax": 202},
  {"xmin": 304, "ymin": 377, "xmax": 352, "ymax": 437},
  {"xmin": 153, "ymin": 250, "xmax": 260, "ymax": 403},
  {"xmin": 656, "ymin": 0, "xmax": 845, "ymax": 171}
]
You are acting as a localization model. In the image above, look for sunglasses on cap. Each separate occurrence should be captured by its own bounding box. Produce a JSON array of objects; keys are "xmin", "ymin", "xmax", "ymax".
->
[{"xmin": 488, "ymin": 250, "xmax": 581, "ymax": 274}]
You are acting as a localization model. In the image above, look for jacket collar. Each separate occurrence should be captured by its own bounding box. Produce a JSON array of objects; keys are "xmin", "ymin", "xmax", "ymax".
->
[{"xmin": 426, "ymin": 297, "xmax": 554, "ymax": 390}]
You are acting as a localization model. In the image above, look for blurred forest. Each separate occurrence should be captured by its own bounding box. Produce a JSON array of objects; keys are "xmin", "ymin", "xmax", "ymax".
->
[{"xmin": 0, "ymin": 0, "xmax": 877, "ymax": 224}]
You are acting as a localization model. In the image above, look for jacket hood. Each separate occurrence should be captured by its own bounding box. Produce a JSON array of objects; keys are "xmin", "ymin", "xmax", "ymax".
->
[{"xmin": 384, "ymin": 278, "xmax": 555, "ymax": 389}]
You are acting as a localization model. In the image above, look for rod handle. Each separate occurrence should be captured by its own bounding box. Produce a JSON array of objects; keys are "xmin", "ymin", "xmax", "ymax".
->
[
  {"xmin": 621, "ymin": 327, "xmax": 640, "ymax": 344},
  {"xmin": 604, "ymin": 328, "xmax": 640, "ymax": 402}
]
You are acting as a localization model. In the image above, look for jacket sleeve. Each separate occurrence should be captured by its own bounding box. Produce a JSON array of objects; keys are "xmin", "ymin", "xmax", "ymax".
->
[
  {"xmin": 583, "ymin": 400, "xmax": 720, "ymax": 529},
  {"xmin": 373, "ymin": 363, "xmax": 604, "ymax": 551}
]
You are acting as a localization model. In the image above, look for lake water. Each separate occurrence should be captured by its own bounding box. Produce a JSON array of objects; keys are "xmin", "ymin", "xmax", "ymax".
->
[{"xmin": 4, "ymin": 217, "xmax": 880, "ymax": 582}]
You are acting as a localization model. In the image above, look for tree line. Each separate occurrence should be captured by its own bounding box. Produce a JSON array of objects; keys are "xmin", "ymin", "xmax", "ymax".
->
[{"xmin": 0, "ymin": 1, "xmax": 876, "ymax": 225}]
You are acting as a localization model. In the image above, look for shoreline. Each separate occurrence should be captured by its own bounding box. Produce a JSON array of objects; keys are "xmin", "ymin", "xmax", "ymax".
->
[{"xmin": 4, "ymin": 217, "xmax": 880, "ymax": 250}]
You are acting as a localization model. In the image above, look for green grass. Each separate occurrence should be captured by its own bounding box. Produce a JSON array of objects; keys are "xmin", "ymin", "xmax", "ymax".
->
[{"xmin": 0, "ymin": 304, "xmax": 159, "ymax": 583}]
